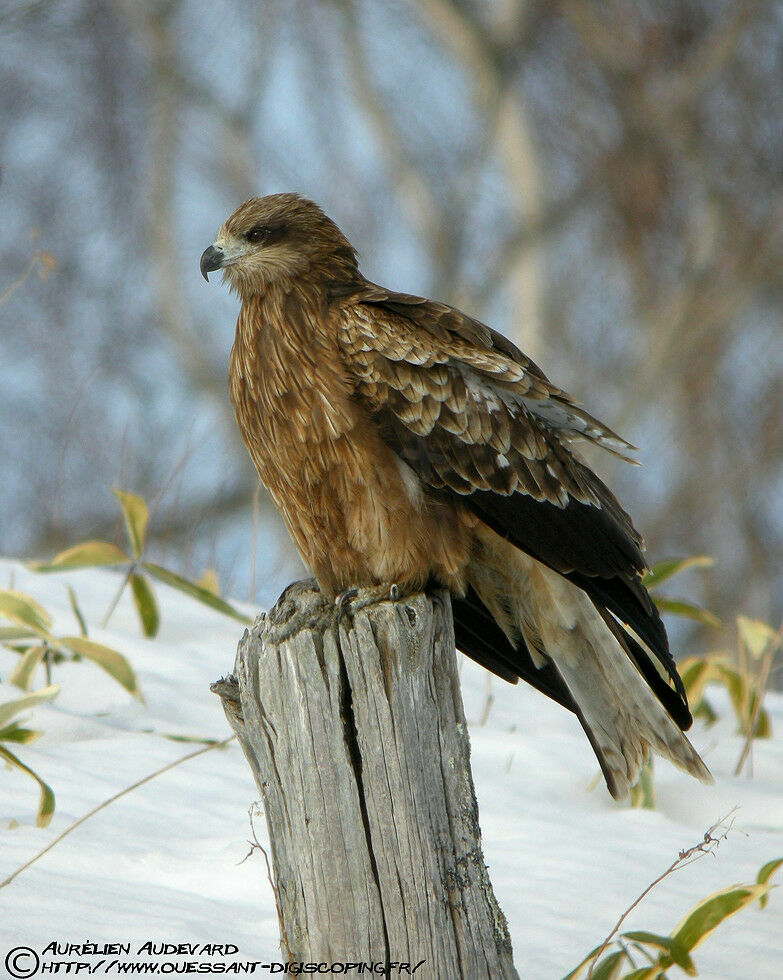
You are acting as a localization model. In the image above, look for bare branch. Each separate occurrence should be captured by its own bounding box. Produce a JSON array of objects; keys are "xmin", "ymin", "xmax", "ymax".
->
[{"xmin": 585, "ymin": 809, "xmax": 739, "ymax": 980}]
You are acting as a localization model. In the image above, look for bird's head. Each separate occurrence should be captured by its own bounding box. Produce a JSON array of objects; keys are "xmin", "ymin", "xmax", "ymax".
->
[{"xmin": 200, "ymin": 193, "xmax": 358, "ymax": 299}]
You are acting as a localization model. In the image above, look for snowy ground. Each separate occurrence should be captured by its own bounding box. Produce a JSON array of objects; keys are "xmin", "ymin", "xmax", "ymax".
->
[{"xmin": 1, "ymin": 556, "xmax": 781, "ymax": 979}]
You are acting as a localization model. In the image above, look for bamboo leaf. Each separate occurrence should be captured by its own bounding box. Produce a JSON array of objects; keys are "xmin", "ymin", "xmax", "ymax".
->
[
  {"xmin": 130, "ymin": 573, "xmax": 159, "ymax": 638},
  {"xmin": 112, "ymin": 488, "xmax": 148, "ymax": 558},
  {"xmin": 31, "ymin": 540, "xmax": 129, "ymax": 572},
  {"xmin": 143, "ymin": 562, "xmax": 252, "ymax": 624},
  {"xmin": 160, "ymin": 733, "xmax": 223, "ymax": 745},
  {"xmin": 653, "ymin": 597, "xmax": 721, "ymax": 630},
  {"xmin": 0, "ymin": 744, "xmax": 55, "ymax": 827},
  {"xmin": 0, "ymin": 686, "xmax": 59, "ymax": 729},
  {"xmin": 621, "ymin": 931, "xmax": 695, "ymax": 974},
  {"xmin": 196, "ymin": 568, "xmax": 220, "ymax": 596},
  {"xmin": 629, "ymin": 757, "xmax": 656, "ymax": 810},
  {"xmin": 737, "ymin": 616, "xmax": 781, "ymax": 661},
  {"xmin": 8, "ymin": 646, "xmax": 47, "ymax": 691},
  {"xmin": 692, "ymin": 700, "xmax": 718, "ymax": 726},
  {"xmin": 0, "ymin": 723, "xmax": 41, "ymax": 745},
  {"xmin": 642, "ymin": 556, "xmax": 713, "ymax": 591},
  {"xmin": 678, "ymin": 656, "xmax": 720, "ymax": 704},
  {"xmin": 67, "ymin": 585, "xmax": 88, "ymax": 637},
  {"xmin": 0, "ymin": 590, "xmax": 53, "ymax": 635},
  {"xmin": 671, "ymin": 883, "xmax": 769, "ymax": 952},
  {"xmin": 750, "ymin": 701, "xmax": 771, "ymax": 739},
  {"xmin": 0, "ymin": 626, "xmax": 38, "ymax": 642},
  {"xmin": 622, "ymin": 969, "xmax": 663, "ymax": 980},
  {"xmin": 560, "ymin": 944, "xmax": 605, "ymax": 980},
  {"xmin": 757, "ymin": 858, "xmax": 783, "ymax": 909},
  {"xmin": 711, "ymin": 664, "xmax": 750, "ymax": 733},
  {"xmin": 59, "ymin": 636, "xmax": 142, "ymax": 700},
  {"xmin": 588, "ymin": 950, "xmax": 626, "ymax": 980},
  {"xmin": 677, "ymin": 655, "xmax": 724, "ymax": 727}
]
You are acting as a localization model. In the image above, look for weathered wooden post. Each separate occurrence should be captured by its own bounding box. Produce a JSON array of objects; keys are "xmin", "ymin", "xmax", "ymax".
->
[{"xmin": 212, "ymin": 579, "xmax": 518, "ymax": 979}]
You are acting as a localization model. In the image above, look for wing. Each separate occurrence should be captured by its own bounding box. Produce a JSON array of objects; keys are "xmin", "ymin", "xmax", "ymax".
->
[{"xmin": 336, "ymin": 282, "xmax": 689, "ymax": 725}]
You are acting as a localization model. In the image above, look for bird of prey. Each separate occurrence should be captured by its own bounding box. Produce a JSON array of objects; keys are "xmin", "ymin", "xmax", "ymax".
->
[{"xmin": 201, "ymin": 193, "xmax": 711, "ymax": 799}]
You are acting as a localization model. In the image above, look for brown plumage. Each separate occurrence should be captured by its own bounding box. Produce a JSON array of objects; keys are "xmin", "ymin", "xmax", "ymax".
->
[{"xmin": 201, "ymin": 192, "xmax": 711, "ymax": 799}]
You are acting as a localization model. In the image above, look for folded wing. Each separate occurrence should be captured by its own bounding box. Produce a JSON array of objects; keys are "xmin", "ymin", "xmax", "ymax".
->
[{"xmin": 336, "ymin": 282, "xmax": 691, "ymax": 731}]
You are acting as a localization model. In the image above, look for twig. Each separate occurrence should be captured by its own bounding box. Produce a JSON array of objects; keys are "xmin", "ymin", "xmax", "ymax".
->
[
  {"xmin": 0, "ymin": 253, "xmax": 52, "ymax": 308},
  {"xmin": 240, "ymin": 803, "xmax": 294, "ymax": 966},
  {"xmin": 0, "ymin": 736, "xmax": 235, "ymax": 890},
  {"xmin": 101, "ymin": 564, "xmax": 134, "ymax": 628},
  {"xmin": 585, "ymin": 809, "xmax": 738, "ymax": 979}
]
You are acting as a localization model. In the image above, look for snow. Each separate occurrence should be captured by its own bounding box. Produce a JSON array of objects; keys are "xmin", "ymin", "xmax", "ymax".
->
[{"xmin": 1, "ymin": 557, "xmax": 781, "ymax": 978}]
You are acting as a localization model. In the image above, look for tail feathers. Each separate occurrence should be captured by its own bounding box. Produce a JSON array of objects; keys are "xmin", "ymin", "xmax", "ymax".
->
[
  {"xmin": 465, "ymin": 526, "xmax": 712, "ymax": 800},
  {"xmin": 597, "ymin": 606, "xmax": 692, "ymax": 731},
  {"xmin": 556, "ymin": 638, "xmax": 712, "ymax": 799},
  {"xmin": 452, "ymin": 587, "xmax": 578, "ymax": 711},
  {"xmin": 526, "ymin": 563, "xmax": 713, "ymax": 799}
]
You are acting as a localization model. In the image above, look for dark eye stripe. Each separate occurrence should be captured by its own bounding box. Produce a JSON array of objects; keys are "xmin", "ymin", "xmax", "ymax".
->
[{"xmin": 245, "ymin": 224, "xmax": 286, "ymax": 245}]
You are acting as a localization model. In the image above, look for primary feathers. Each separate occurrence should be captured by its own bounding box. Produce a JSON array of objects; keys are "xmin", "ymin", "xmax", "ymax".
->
[{"xmin": 201, "ymin": 193, "xmax": 711, "ymax": 800}]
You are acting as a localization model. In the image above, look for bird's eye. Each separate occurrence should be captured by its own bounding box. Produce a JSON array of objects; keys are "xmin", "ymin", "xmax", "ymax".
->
[{"xmin": 245, "ymin": 225, "xmax": 273, "ymax": 244}]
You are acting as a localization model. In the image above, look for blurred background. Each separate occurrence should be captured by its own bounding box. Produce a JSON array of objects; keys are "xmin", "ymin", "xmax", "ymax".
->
[{"xmin": 1, "ymin": 0, "xmax": 781, "ymax": 642}]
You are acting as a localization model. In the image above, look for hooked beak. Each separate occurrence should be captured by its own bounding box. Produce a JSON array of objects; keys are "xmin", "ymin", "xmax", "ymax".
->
[{"xmin": 200, "ymin": 244, "xmax": 224, "ymax": 282}]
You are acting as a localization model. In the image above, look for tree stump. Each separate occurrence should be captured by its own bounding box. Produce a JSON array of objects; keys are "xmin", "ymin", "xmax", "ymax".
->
[{"xmin": 212, "ymin": 580, "xmax": 518, "ymax": 979}]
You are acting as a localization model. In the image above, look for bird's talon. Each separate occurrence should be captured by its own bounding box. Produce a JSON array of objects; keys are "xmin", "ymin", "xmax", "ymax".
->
[{"xmin": 335, "ymin": 587, "xmax": 359, "ymax": 620}]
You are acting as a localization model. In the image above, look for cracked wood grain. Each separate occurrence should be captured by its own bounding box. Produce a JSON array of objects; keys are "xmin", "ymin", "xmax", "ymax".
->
[{"xmin": 213, "ymin": 580, "xmax": 518, "ymax": 979}]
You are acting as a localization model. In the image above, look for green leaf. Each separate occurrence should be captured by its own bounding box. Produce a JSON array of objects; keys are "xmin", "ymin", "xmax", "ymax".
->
[
  {"xmin": 58, "ymin": 636, "xmax": 142, "ymax": 700},
  {"xmin": 677, "ymin": 655, "xmax": 722, "ymax": 727},
  {"xmin": 31, "ymin": 539, "xmax": 130, "ymax": 572},
  {"xmin": 0, "ymin": 744, "xmax": 55, "ymax": 827},
  {"xmin": 711, "ymin": 664, "xmax": 751, "ymax": 733},
  {"xmin": 0, "ymin": 590, "xmax": 52, "ymax": 635},
  {"xmin": 692, "ymin": 700, "xmax": 718, "ymax": 726},
  {"xmin": 130, "ymin": 573, "xmax": 159, "ymax": 638},
  {"xmin": 678, "ymin": 656, "xmax": 719, "ymax": 703},
  {"xmin": 622, "ymin": 969, "xmax": 663, "ymax": 980},
  {"xmin": 0, "ymin": 625, "xmax": 38, "ymax": 642},
  {"xmin": 160, "ymin": 733, "xmax": 223, "ymax": 745},
  {"xmin": 653, "ymin": 597, "xmax": 721, "ymax": 630},
  {"xmin": 757, "ymin": 858, "xmax": 783, "ymax": 909},
  {"xmin": 560, "ymin": 944, "xmax": 604, "ymax": 980},
  {"xmin": 589, "ymin": 950, "xmax": 626, "ymax": 980},
  {"xmin": 0, "ymin": 723, "xmax": 41, "ymax": 745},
  {"xmin": 8, "ymin": 646, "xmax": 47, "ymax": 691},
  {"xmin": 642, "ymin": 556, "xmax": 713, "ymax": 591},
  {"xmin": 112, "ymin": 488, "xmax": 148, "ymax": 558},
  {"xmin": 67, "ymin": 586, "xmax": 88, "ymax": 637},
  {"xmin": 629, "ymin": 756, "xmax": 656, "ymax": 810},
  {"xmin": 737, "ymin": 616, "xmax": 781, "ymax": 661},
  {"xmin": 671, "ymin": 883, "xmax": 769, "ymax": 953},
  {"xmin": 621, "ymin": 932, "xmax": 695, "ymax": 974},
  {"xmin": 750, "ymin": 701, "xmax": 771, "ymax": 739},
  {"xmin": 143, "ymin": 562, "xmax": 252, "ymax": 624},
  {"xmin": 0, "ymin": 686, "xmax": 59, "ymax": 730}
]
